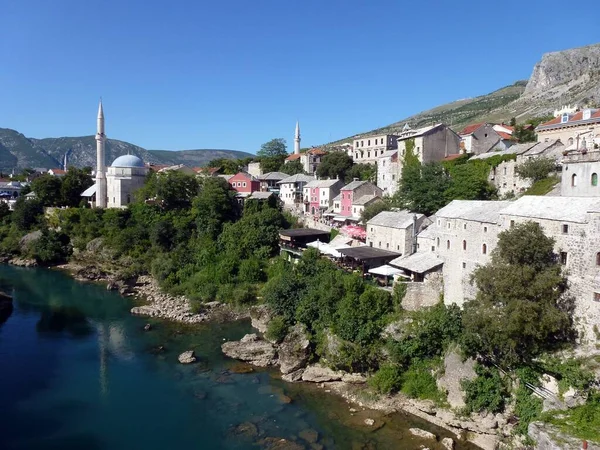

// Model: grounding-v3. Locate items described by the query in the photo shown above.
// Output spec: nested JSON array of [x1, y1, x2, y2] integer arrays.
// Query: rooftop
[[459, 122, 486, 136], [285, 154, 302, 161], [390, 252, 444, 274], [469, 142, 536, 160], [367, 210, 423, 229], [397, 123, 447, 141], [435, 200, 512, 224], [537, 109, 600, 130], [353, 194, 380, 206], [305, 179, 341, 188], [500, 196, 599, 223], [248, 191, 274, 200], [341, 180, 368, 191], [279, 228, 330, 238], [277, 174, 315, 184], [258, 172, 289, 181], [522, 139, 564, 158], [338, 246, 401, 261], [111, 154, 145, 168]]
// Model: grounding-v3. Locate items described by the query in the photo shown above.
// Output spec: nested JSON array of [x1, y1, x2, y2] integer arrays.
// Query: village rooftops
[[522, 139, 564, 157], [304, 179, 340, 188], [247, 191, 274, 200], [536, 109, 600, 131], [277, 174, 315, 184], [353, 194, 379, 206], [500, 196, 600, 223], [390, 252, 443, 274], [436, 200, 512, 224], [459, 122, 487, 136], [285, 154, 302, 161], [258, 172, 289, 181], [367, 210, 424, 229], [469, 142, 537, 160], [397, 123, 451, 141], [341, 180, 368, 191]]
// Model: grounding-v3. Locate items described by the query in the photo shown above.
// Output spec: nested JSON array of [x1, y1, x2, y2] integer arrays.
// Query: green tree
[[31, 175, 63, 206], [206, 158, 244, 174], [28, 229, 71, 265], [360, 198, 391, 224], [137, 171, 200, 210], [280, 159, 305, 175], [61, 167, 93, 207], [445, 163, 496, 201], [348, 163, 377, 183], [462, 222, 575, 367], [258, 138, 288, 158], [395, 162, 450, 215], [12, 198, 44, 231], [515, 157, 556, 183], [316, 152, 354, 181], [192, 177, 238, 239]]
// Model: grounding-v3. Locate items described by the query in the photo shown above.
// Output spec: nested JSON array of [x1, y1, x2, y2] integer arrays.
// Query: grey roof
[[416, 225, 436, 240], [277, 174, 315, 184], [332, 194, 341, 202], [279, 228, 330, 238], [258, 172, 289, 181], [367, 210, 424, 229], [397, 123, 445, 141], [436, 200, 512, 224], [390, 252, 444, 274], [304, 179, 341, 188], [338, 246, 401, 261], [248, 191, 274, 200], [380, 150, 398, 158], [522, 140, 564, 159], [81, 184, 97, 197], [500, 196, 598, 223], [353, 194, 380, 206], [218, 174, 234, 181], [469, 142, 536, 160], [341, 180, 368, 191]]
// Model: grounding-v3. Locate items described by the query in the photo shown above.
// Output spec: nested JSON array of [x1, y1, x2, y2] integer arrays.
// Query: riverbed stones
[[282, 368, 305, 383], [221, 334, 277, 367], [278, 324, 310, 374], [258, 437, 305, 450], [178, 350, 196, 364], [441, 437, 454, 450], [298, 429, 318, 444], [301, 364, 343, 383], [341, 373, 367, 384], [409, 428, 436, 440]]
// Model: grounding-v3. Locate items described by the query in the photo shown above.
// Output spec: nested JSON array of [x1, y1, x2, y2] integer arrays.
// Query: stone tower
[[294, 121, 301, 155], [95, 100, 107, 208]]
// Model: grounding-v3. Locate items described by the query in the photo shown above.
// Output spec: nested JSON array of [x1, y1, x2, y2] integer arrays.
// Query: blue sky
[[0, 0, 597, 154]]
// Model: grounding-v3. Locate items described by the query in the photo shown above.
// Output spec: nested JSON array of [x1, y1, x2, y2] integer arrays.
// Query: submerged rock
[[221, 334, 277, 367], [279, 324, 310, 375], [282, 368, 305, 383], [178, 350, 196, 364], [257, 437, 305, 450], [143, 323, 152, 331], [409, 427, 436, 440]]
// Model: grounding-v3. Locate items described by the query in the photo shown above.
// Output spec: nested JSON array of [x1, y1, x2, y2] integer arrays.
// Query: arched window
[[568, 137, 574, 146], [572, 174, 577, 187], [436, 237, 440, 247], [596, 252, 600, 266], [462, 240, 467, 251], [446, 240, 450, 250], [582, 138, 587, 149], [482, 243, 487, 255], [592, 173, 598, 186]]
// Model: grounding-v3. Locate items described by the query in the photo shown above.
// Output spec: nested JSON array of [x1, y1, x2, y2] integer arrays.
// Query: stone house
[[377, 123, 461, 196], [459, 123, 513, 155], [277, 174, 314, 206], [284, 149, 327, 174], [228, 172, 260, 195], [336, 180, 382, 218], [247, 162, 263, 178], [535, 108, 600, 150], [351, 134, 398, 164], [351, 194, 382, 220], [302, 178, 343, 215], [366, 210, 430, 256], [257, 172, 289, 194], [561, 150, 600, 197]]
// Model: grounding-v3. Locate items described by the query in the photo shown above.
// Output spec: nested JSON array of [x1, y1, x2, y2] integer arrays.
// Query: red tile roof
[[443, 154, 464, 161], [49, 168, 66, 175], [194, 166, 220, 175], [497, 131, 513, 140], [285, 153, 302, 161], [147, 164, 170, 172], [308, 148, 327, 156], [459, 123, 485, 136], [539, 110, 600, 127]]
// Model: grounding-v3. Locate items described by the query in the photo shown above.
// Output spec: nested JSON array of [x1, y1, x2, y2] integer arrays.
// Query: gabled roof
[[304, 179, 341, 188], [258, 172, 289, 181], [436, 200, 512, 224], [81, 184, 97, 197], [397, 123, 448, 141], [285, 153, 302, 161], [496, 131, 513, 140], [367, 210, 424, 229], [307, 148, 327, 156], [537, 109, 600, 130], [500, 196, 598, 223], [230, 171, 257, 181], [49, 168, 66, 175], [277, 174, 315, 184], [459, 123, 486, 136], [522, 139, 564, 158], [248, 191, 274, 200], [353, 194, 380, 206], [390, 252, 444, 274], [341, 180, 368, 191], [469, 142, 537, 160]]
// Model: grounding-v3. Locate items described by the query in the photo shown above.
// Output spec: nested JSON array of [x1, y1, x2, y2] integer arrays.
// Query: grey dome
[[111, 154, 145, 168]]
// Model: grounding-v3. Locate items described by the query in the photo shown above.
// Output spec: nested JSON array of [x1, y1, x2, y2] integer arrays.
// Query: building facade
[[337, 180, 382, 217], [228, 172, 260, 195], [561, 150, 600, 197], [106, 155, 149, 208], [302, 178, 343, 215], [351, 134, 398, 164], [366, 210, 429, 255], [536, 109, 600, 150], [459, 123, 513, 155], [278, 174, 315, 206]]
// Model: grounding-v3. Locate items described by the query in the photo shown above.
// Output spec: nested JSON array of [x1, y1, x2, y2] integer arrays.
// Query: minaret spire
[[294, 121, 301, 155], [95, 99, 107, 208]]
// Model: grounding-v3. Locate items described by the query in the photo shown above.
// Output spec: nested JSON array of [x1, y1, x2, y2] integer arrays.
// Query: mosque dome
[[111, 154, 145, 168]]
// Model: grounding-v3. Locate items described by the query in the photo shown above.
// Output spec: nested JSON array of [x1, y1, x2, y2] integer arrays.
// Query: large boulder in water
[[301, 363, 343, 383], [221, 333, 277, 367], [178, 350, 197, 364], [278, 323, 310, 374]]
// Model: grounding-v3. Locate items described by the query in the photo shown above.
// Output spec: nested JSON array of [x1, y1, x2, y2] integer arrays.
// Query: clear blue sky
[[0, 0, 597, 154]]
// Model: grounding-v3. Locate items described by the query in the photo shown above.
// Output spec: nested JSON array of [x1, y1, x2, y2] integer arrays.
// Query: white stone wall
[[279, 183, 298, 206], [106, 167, 147, 208], [367, 224, 410, 254], [351, 135, 397, 164], [377, 154, 400, 196], [490, 160, 532, 197], [561, 155, 600, 197]]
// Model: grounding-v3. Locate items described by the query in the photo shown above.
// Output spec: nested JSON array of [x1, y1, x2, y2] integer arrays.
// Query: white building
[[352, 134, 398, 164], [366, 210, 430, 256], [561, 150, 600, 197], [302, 178, 344, 215], [277, 173, 314, 207]]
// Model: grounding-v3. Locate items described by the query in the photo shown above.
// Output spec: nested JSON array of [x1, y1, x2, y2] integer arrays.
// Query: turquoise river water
[[0, 265, 479, 450]]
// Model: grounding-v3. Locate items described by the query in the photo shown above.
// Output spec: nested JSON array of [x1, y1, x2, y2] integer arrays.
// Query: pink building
[[303, 179, 343, 215], [338, 180, 382, 217], [228, 172, 260, 194]]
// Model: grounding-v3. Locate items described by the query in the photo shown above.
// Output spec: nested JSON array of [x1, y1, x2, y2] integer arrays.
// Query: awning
[[332, 216, 348, 222], [389, 252, 444, 274], [81, 184, 97, 197], [368, 264, 404, 277]]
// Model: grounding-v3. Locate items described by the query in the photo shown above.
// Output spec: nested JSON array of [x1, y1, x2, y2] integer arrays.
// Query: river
[[0, 265, 479, 450]]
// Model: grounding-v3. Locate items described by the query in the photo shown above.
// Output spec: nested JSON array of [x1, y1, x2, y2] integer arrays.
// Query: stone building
[[257, 172, 288, 194], [561, 150, 600, 197], [105, 155, 149, 208], [278, 174, 314, 207], [366, 210, 430, 255], [351, 134, 398, 164], [377, 123, 461, 196], [335, 180, 382, 218], [536, 108, 600, 150], [228, 172, 260, 196], [284, 148, 326, 174], [459, 123, 513, 155]]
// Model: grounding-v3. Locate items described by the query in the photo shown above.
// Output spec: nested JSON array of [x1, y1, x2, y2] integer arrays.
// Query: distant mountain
[[148, 149, 254, 167], [0, 128, 252, 171], [325, 43, 600, 146]]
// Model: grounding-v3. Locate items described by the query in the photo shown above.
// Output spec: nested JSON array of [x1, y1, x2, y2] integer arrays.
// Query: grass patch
[[523, 176, 559, 196], [400, 360, 446, 404], [541, 393, 600, 442]]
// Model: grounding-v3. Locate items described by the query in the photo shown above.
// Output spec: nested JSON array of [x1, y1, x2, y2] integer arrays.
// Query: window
[[370, 227, 373, 232], [572, 174, 577, 187], [431, 246, 435, 252], [562, 224, 569, 234], [483, 226, 488, 233], [463, 223, 467, 230], [482, 244, 487, 255], [386, 243, 389, 249], [368, 140, 371, 146], [462, 240, 467, 251], [568, 137, 574, 146], [503, 167, 507, 175], [382, 174, 385, 180], [437, 237, 440, 247], [592, 173, 598, 186], [361, 141, 364, 147], [596, 252, 600, 266], [462, 262, 466, 269], [594, 292, 600, 302], [369, 242, 373, 247], [242, 182, 247, 187], [447, 222, 451, 229], [510, 220, 515, 227], [560, 252, 568, 265], [561, 113, 569, 123], [356, 142, 359, 148], [398, 245, 401, 250], [446, 240, 450, 249], [367, 152, 371, 158], [437, 219, 441, 226], [355, 153, 359, 159], [378, 241, 381, 248], [392, 175, 396, 180], [484, 133, 488, 138]]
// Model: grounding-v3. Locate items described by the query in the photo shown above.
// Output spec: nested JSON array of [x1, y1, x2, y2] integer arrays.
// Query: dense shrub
[[462, 364, 509, 414], [29, 230, 71, 265], [265, 316, 288, 343], [368, 364, 403, 394], [400, 360, 445, 403]]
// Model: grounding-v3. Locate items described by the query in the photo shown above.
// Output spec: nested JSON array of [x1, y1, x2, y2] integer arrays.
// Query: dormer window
[[561, 113, 569, 124], [583, 109, 592, 120]]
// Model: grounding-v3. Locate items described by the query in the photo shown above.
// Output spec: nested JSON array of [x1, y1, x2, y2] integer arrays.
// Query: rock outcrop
[[221, 334, 277, 367], [437, 350, 476, 409], [528, 422, 600, 450], [301, 364, 343, 383], [178, 350, 197, 364], [278, 323, 310, 374], [249, 305, 271, 334], [409, 428, 436, 440]]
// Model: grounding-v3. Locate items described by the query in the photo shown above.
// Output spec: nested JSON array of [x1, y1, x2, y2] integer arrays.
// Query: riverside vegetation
[[0, 168, 598, 445]]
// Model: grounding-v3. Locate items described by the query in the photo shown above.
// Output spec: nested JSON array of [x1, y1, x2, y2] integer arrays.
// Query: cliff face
[[524, 43, 600, 96]]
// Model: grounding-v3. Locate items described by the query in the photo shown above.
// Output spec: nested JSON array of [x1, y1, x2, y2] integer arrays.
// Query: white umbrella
[[368, 264, 404, 277]]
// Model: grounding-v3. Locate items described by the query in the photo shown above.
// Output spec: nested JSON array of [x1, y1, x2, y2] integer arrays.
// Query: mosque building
[[82, 101, 148, 208]]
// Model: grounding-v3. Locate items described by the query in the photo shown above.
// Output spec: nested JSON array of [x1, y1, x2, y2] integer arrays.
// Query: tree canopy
[[515, 157, 556, 183], [257, 138, 288, 158], [316, 152, 354, 181], [462, 221, 575, 367]]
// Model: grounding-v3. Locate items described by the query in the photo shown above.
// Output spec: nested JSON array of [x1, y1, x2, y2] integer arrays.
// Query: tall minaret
[[294, 121, 301, 155], [95, 100, 107, 208]]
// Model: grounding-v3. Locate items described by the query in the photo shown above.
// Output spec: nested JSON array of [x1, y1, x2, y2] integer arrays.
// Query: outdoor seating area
[[279, 228, 331, 258], [337, 246, 401, 275]]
